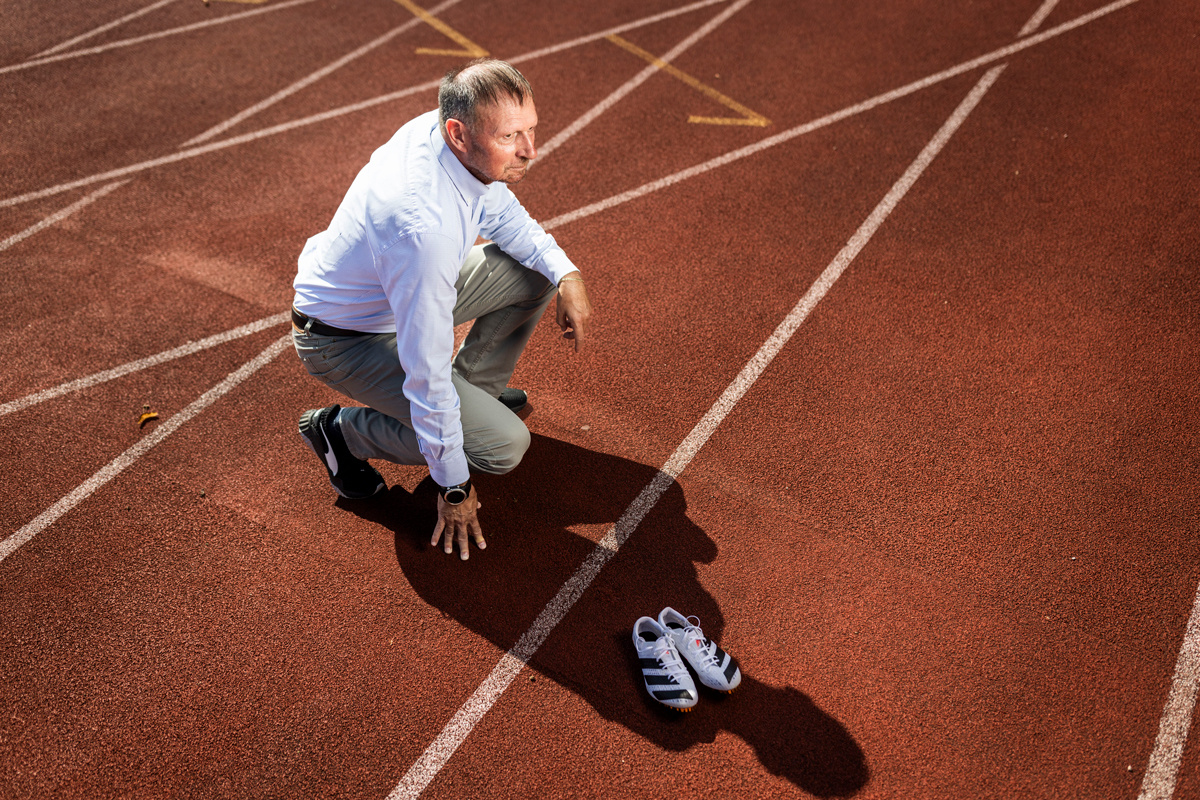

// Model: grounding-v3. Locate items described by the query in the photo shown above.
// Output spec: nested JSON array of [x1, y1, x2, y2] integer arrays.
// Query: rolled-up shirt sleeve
[[376, 231, 470, 487], [481, 186, 579, 286]]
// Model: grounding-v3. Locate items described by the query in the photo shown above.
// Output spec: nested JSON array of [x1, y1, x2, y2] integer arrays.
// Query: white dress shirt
[[293, 109, 578, 487]]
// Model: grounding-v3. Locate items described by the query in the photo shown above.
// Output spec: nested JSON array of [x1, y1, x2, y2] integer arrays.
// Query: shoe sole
[[652, 697, 696, 712]]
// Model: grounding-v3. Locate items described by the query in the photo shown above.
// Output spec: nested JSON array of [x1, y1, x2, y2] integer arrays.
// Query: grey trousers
[[292, 243, 556, 475]]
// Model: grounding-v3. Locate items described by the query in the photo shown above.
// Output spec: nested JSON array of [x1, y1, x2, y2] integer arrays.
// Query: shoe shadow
[[346, 434, 869, 797]]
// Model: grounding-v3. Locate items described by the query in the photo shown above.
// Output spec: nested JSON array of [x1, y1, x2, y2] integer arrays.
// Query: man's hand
[[556, 273, 593, 352], [431, 485, 484, 560]]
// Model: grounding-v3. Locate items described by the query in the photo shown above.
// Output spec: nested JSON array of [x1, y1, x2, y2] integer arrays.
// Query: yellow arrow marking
[[606, 34, 769, 127], [393, 0, 487, 58]]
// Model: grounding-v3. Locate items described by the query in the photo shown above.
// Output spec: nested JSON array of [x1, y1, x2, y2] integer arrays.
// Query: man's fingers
[[433, 489, 482, 559], [563, 323, 584, 351], [556, 295, 573, 333], [559, 314, 586, 351], [435, 518, 453, 554], [457, 524, 470, 560], [556, 288, 590, 353], [556, 285, 591, 353]]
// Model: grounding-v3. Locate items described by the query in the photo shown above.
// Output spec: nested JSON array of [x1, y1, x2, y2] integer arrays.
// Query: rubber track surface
[[1, 0, 1198, 798]]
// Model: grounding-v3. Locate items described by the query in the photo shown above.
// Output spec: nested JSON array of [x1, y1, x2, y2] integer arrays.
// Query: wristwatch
[[440, 478, 472, 505]]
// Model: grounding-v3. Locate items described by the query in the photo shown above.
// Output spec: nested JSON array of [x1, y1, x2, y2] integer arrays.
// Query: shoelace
[[652, 639, 691, 684], [682, 616, 722, 669]]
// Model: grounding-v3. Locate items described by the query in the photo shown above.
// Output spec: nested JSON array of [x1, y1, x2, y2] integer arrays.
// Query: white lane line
[[35, 0, 180, 57], [388, 63, 1007, 800], [0, 312, 289, 418], [1021, 0, 1063, 37], [0, 0, 1144, 212], [0, 334, 290, 564], [182, 0, 466, 146], [0, 0, 728, 211], [1139, 580, 1200, 800], [540, 0, 1064, 219], [0, 0, 319, 77], [0, 181, 129, 254], [536, 0, 755, 161], [539, 0, 1141, 231], [1011, 5, 1200, 791]]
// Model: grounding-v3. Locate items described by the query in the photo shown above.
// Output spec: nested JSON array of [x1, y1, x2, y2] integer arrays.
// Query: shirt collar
[[431, 120, 490, 204]]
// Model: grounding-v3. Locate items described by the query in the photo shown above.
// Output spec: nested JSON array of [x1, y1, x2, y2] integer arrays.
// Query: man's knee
[[465, 418, 530, 475]]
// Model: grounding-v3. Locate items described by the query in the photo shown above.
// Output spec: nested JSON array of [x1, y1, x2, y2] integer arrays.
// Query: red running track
[[2, 0, 1198, 797]]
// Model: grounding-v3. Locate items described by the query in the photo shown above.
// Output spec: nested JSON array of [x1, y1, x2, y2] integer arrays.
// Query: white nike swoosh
[[320, 426, 338, 475]]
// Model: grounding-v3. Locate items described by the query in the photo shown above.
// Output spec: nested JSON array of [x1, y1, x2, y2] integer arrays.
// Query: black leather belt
[[291, 307, 371, 337]]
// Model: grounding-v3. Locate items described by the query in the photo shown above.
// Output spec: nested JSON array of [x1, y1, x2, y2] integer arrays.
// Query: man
[[291, 59, 592, 561]]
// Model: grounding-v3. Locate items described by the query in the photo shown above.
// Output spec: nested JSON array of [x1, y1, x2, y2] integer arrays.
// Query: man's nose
[[518, 131, 537, 160]]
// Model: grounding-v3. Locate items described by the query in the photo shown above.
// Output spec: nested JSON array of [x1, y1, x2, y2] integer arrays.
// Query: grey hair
[[438, 59, 534, 134]]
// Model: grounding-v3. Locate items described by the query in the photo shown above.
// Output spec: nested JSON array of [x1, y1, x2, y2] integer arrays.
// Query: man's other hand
[[556, 273, 593, 352], [431, 485, 484, 560]]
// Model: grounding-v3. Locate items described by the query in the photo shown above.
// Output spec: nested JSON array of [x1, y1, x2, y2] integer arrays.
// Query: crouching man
[[291, 59, 592, 560]]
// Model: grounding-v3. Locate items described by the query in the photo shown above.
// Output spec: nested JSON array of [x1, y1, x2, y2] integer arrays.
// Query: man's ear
[[444, 118, 470, 154]]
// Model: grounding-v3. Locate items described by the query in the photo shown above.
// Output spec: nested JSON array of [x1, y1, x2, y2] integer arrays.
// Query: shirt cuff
[[428, 449, 471, 488], [536, 248, 580, 286]]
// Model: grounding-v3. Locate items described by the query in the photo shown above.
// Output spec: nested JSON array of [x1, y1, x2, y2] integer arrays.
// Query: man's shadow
[[347, 434, 869, 797]]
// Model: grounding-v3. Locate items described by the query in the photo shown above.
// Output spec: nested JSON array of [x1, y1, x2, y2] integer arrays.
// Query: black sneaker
[[298, 405, 385, 499], [498, 388, 528, 415]]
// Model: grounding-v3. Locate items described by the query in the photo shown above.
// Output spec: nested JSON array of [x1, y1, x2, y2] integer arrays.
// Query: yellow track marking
[[392, 0, 487, 57], [606, 34, 768, 127]]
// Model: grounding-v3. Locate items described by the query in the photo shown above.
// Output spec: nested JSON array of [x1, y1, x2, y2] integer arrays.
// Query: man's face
[[459, 97, 538, 185]]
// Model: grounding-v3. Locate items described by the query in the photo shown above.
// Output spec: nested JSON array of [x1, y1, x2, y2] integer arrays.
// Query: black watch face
[[444, 487, 467, 504]]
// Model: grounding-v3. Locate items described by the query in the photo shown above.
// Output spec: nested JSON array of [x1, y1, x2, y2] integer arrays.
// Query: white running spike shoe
[[658, 607, 742, 693], [632, 616, 698, 711]]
